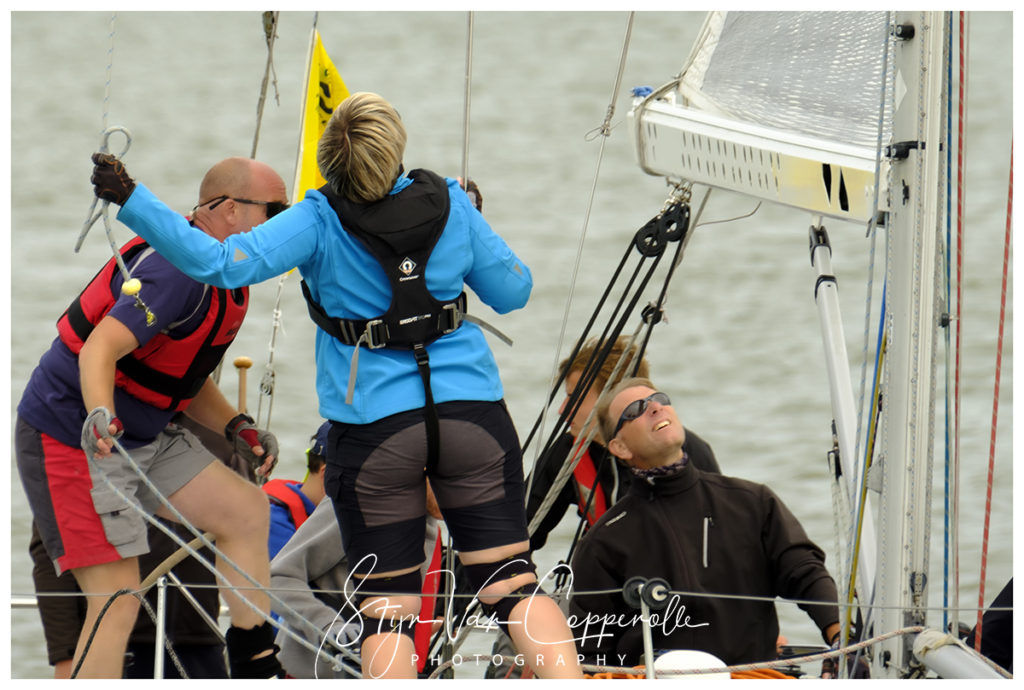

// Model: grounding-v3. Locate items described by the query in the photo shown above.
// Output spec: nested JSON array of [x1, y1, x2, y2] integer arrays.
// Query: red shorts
[[16, 416, 213, 575]]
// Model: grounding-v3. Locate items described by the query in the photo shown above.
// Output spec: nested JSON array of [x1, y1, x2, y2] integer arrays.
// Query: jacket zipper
[[702, 516, 714, 568]]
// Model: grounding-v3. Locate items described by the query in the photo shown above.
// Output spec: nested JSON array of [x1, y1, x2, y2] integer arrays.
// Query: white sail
[[629, 12, 893, 224], [678, 12, 891, 149], [629, 10, 974, 679]]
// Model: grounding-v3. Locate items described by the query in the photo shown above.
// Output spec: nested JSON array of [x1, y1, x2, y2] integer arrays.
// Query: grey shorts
[[16, 417, 215, 574]]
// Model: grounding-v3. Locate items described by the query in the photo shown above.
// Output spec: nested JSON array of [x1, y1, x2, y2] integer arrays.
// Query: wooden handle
[[233, 356, 253, 413]]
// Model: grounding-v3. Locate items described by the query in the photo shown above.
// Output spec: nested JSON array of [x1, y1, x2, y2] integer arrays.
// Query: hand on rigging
[[81, 406, 124, 458], [91, 152, 136, 206], [457, 177, 483, 212]]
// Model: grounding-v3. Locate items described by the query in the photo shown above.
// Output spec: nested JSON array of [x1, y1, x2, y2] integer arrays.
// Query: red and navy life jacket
[[56, 236, 249, 412], [571, 447, 609, 527], [261, 479, 311, 529]]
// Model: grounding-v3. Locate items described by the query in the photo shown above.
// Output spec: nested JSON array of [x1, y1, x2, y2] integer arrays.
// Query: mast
[[872, 11, 949, 678]]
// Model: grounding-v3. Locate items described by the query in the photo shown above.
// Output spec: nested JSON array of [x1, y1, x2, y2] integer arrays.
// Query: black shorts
[[324, 400, 528, 573]]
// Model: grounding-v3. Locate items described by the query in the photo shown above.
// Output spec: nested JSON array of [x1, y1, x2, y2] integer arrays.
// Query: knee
[[215, 483, 269, 540], [461, 552, 546, 635], [354, 570, 422, 621], [462, 551, 537, 599], [479, 572, 537, 605], [352, 570, 422, 647]]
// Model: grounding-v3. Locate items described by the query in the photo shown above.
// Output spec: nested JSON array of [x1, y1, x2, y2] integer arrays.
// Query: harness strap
[[414, 344, 441, 474], [301, 279, 470, 348], [345, 333, 368, 406], [463, 313, 514, 347]]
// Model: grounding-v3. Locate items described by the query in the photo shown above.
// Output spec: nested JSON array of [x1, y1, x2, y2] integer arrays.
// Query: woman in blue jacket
[[93, 92, 581, 679]]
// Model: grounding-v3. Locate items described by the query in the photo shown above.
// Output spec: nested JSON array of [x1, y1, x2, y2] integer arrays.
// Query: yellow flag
[[293, 30, 350, 202]]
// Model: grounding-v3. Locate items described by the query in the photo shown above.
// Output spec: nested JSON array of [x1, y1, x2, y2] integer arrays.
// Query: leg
[[29, 520, 87, 677], [69, 557, 142, 678], [16, 420, 145, 678], [323, 413, 436, 679], [460, 542, 583, 679], [159, 459, 270, 629], [158, 459, 280, 677], [353, 566, 422, 679], [430, 401, 582, 679]]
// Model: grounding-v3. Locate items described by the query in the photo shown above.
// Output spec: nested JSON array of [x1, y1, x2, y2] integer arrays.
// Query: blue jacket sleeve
[[454, 187, 533, 314], [118, 184, 319, 289]]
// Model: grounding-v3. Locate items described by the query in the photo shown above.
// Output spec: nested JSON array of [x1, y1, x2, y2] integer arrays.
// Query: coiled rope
[[73, 13, 156, 325]]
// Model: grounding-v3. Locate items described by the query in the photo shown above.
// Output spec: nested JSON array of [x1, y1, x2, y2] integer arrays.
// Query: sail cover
[[678, 12, 891, 149]]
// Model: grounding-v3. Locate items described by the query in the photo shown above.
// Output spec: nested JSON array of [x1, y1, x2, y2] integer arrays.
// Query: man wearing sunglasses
[[567, 376, 840, 670], [17, 156, 291, 678], [526, 336, 721, 553]]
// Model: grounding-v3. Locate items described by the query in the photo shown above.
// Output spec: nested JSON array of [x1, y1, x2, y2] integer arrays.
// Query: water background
[[8, 11, 1013, 679]]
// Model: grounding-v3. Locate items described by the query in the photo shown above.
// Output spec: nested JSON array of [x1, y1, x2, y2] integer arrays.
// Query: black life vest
[[301, 169, 465, 352], [301, 169, 461, 471], [57, 236, 249, 411]]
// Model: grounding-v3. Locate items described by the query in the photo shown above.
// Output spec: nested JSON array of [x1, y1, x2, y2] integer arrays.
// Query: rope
[[73, 14, 157, 326], [941, 10, 955, 634], [524, 214, 685, 535], [525, 11, 635, 497], [213, 11, 284, 388], [250, 12, 281, 159], [437, 14, 475, 676], [102, 13, 116, 133], [255, 277, 287, 428], [69, 585, 191, 679], [526, 330, 640, 539], [976, 137, 1011, 652], [460, 11, 474, 186]]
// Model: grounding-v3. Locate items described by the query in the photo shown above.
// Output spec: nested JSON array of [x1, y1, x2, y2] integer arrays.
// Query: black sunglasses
[[611, 391, 671, 439], [193, 194, 289, 219]]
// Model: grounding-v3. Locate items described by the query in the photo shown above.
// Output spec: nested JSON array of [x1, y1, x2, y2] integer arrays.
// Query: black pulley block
[[622, 576, 648, 608]]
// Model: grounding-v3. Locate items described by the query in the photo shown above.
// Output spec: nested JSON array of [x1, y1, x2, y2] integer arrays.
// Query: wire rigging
[[525, 11, 636, 500]]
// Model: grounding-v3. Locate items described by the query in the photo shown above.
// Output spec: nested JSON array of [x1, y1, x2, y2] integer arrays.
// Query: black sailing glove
[[225, 413, 279, 478], [91, 152, 136, 205]]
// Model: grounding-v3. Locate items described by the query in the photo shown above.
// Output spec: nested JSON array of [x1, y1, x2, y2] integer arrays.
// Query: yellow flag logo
[[295, 31, 350, 202]]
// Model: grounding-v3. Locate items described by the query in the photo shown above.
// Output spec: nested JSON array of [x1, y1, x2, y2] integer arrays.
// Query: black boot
[[225, 621, 284, 679]]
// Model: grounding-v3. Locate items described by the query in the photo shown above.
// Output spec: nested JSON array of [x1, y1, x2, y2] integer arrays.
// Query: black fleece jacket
[[568, 460, 839, 666]]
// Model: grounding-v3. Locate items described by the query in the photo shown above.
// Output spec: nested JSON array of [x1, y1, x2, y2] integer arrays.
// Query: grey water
[[9, 11, 1012, 679]]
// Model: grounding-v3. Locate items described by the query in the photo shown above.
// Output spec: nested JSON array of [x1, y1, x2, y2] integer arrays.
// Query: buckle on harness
[[441, 302, 464, 334], [364, 319, 388, 349]]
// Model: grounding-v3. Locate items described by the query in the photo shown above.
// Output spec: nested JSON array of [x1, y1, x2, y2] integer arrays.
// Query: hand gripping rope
[[75, 126, 156, 326]]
